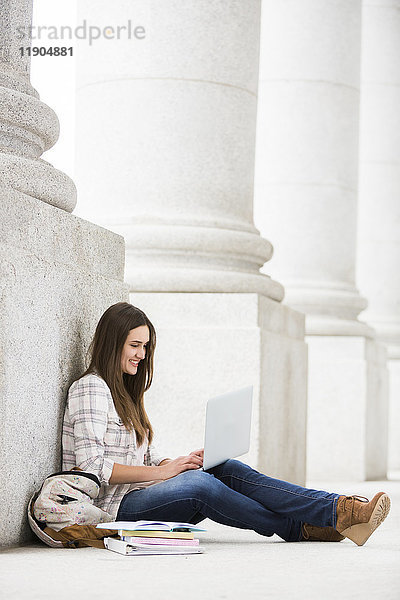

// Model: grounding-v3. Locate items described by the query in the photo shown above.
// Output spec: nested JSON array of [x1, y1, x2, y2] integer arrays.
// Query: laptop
[[202, 386, 253, 471]]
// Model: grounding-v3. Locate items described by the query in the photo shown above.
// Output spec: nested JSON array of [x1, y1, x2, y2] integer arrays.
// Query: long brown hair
[[83, 302, 156, 445]]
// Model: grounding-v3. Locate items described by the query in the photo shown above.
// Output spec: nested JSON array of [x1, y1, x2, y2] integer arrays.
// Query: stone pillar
[[75, 0, 308, 484], [0, 0, 126, 547], [254, 0, 388, 480], [75, 0, 283, 300], [0, 0, 76, 210], [357, 0, 400, 472]]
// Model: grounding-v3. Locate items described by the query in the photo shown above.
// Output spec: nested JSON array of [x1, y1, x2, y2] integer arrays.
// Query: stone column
[[254, 0, 388, 480], [0, 0, 126, 547], [357, 0, 400, 472], [74, 0, 284, 300], [0, 0, 76, 210], [75, 0, 308, 484]]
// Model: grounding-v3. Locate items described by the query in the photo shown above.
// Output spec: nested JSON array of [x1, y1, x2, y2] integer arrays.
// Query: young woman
[[62, 302, 391, 545]]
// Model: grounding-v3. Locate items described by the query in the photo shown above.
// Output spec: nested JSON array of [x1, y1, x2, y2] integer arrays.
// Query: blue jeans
[[116, 460, 340, 542]]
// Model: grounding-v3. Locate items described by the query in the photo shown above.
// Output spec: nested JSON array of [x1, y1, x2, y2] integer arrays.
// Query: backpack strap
[[44, 525, 118, 549]]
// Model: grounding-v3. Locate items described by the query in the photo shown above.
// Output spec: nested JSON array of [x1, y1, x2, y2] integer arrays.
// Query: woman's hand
[[159, 452, 203, 480], [189, 448, 204, 462]]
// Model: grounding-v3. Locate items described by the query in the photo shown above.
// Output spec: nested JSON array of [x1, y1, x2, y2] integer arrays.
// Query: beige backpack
[[28, 469, 118, 548]]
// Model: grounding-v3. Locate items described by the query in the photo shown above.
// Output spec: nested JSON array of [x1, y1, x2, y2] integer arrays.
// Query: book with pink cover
[[121, 535, 199, 546], [104, 537, 203, 556]]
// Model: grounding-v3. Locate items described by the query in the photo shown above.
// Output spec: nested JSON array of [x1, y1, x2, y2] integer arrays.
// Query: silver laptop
[[202, 386, 253, 471]]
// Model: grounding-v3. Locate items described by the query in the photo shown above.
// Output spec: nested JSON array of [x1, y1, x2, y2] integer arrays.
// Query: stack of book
[[97, 521, 206, 555]]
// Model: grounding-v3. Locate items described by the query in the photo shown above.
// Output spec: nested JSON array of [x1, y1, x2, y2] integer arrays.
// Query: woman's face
[[120, 325, 150, 375]]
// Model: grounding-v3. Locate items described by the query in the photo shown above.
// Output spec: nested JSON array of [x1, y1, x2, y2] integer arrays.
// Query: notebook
[[104, 537, 203, 555]]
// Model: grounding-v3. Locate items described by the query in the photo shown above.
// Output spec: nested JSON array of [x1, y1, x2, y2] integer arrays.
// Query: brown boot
[[336, 492, 391, 546], [302, 524, 344, 542]]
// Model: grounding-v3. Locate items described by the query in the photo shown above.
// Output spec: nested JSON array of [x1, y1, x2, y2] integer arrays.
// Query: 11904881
[[19, 47, 73, 57]]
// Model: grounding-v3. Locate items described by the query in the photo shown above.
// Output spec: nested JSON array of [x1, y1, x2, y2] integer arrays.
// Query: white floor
[[1, 477, 399, 600]]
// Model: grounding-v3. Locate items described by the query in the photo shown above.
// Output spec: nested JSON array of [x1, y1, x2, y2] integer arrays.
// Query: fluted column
[[0, 0, 76, 210], [357, 0, 400, 471], [75, 0, 283, 300]]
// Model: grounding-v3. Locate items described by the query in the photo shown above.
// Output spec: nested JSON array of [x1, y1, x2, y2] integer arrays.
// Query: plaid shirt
[[62, 373, 169, 520]]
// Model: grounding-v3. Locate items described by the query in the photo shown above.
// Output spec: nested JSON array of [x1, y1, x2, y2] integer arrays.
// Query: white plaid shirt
[[62, 373, 169, 520]]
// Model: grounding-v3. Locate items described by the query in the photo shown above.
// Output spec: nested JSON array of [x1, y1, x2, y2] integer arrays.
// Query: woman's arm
[[66, 376, 116, 485], [109, 453, 203, 484], [109, 463, 164, 485]]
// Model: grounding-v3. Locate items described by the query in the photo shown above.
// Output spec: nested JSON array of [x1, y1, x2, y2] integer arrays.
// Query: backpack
[[28, 468, 118, 548]]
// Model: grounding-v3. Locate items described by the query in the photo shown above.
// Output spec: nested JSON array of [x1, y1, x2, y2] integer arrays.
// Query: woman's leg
[[117, 469, 303, 542], [207, 459, 339, 528]]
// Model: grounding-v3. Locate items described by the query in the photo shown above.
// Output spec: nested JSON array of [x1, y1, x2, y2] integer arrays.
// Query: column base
[[0, 185, 127, 546], [126, 266, 284, 300], [130, 292, 307, 485], [306, 315, 374, 337], [306, 335, 389, 481], [388, 358, 400, 471]]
